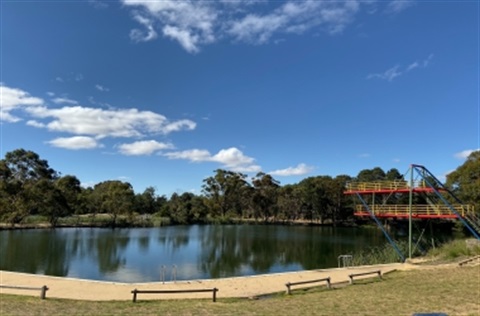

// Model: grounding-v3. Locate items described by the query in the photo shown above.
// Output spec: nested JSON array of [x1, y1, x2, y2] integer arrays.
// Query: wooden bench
[[0, 285, 49, 299], [285, 277, 331, 295], [348, 270, 382, 284], [131, 288, 219, 302], [458, 255, 480, 266]]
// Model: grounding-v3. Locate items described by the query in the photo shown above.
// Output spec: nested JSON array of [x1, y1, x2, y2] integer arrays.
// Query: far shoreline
[[0, 216, 361, 230]]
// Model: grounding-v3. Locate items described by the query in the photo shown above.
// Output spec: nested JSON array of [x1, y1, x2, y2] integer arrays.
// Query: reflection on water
[[0, 225, 384, 282]]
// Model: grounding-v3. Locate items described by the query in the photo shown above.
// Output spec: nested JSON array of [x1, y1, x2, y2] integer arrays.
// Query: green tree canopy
[[202, 169, 250, 218], [446, 150, 480, 210], [4, 149, 58, 182], [92, 180, 135, 226], [251, 172, 280, 221]]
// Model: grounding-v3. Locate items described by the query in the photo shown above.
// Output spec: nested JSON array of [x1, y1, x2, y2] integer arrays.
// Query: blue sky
[[1, 0, 479, 196]]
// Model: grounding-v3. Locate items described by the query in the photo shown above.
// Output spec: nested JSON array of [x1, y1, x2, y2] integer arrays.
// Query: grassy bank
[[0, 214, 356, 229], [1, 266, 479, 316]]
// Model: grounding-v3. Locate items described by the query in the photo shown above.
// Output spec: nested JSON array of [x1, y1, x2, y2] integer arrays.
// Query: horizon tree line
[[0, 148, 478, 227]]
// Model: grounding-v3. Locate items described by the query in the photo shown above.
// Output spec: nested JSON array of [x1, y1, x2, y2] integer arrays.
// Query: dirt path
[[0, 263, 417, 301]]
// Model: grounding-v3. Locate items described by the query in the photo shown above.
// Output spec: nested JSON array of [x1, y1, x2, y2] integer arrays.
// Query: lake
[[0, 225, 386, 282]]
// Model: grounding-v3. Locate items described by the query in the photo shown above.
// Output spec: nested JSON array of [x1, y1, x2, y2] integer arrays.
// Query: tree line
[[0, 148, 478, 227]]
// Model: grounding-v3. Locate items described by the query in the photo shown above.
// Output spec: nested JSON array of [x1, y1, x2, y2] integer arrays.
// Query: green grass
[[352, 240, 411, 266], [1, 266, 479, 316], [426, 238, 480, 262]]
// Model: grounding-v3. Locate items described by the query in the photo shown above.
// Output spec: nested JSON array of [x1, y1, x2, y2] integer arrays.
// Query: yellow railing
[[355, 204, 475, 217], [346, 181, 430, 192]]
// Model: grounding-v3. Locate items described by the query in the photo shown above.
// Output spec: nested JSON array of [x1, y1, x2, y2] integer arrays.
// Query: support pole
[[408, 165, 414, 259]]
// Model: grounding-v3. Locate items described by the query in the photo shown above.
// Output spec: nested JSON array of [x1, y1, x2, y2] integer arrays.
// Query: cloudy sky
[[1, 0, 478, 195]]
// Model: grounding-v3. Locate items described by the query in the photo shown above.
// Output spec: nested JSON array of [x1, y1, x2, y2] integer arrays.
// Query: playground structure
[[344, 164, 480, 261]]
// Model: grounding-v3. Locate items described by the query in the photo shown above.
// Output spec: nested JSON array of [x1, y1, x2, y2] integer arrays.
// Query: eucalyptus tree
[[134, 186, 160, 214], [0, 173, 33, 225], [76, 187, 96, 215], [385, 168, 403, 181], [446, 150, 480, 210], [298, 176, 333, 223], [30, 179, 69, 227], [165, 192, 208, 224], [4, 148, 58, 181], [251, 172, 280, 221], [356, 167, 386, 182], [202, 169, 250, 218], [277, 184, 303, 221], [329, 175, 353, 224], [166, 192, 189, 224], [0, 149, 59, 225], [92, 180, 135, 227], [55, 175, 82, 215]]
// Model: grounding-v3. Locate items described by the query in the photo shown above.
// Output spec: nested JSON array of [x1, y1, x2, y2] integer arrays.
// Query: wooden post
[[285, 283, 291, 295], [212, 288, 218, 302], [132, 289, 138, 302], [40, 286, 48, 299]]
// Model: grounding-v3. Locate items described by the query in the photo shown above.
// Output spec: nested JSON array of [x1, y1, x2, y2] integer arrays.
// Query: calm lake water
[[0, 225, 386, 282]]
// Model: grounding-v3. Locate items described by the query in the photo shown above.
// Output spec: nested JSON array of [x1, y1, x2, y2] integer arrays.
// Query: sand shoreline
[[0, 263, 417, 301]]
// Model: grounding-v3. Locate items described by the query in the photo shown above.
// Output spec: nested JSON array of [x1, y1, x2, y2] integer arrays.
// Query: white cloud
[[367, 54, 433, 81], [454, 149, 479, 160], [118, 140, 174, 155], [52, 97, 78, 105], [118, 176, 131, 182], [165, 149, 212, 162], [163, 25, 201, 53], [220, 0, 267, 6], [121, 0, 395, 53], [385, 0, 415, 14], [26, 120, 46, 128], [95, 84, 110, 92], [47, 136, 102, 150], [367, 65, 401, 82], [269, 163, 314, 176], [1, 85, 44, 122], [88, 0, 108, 9], [123, 0, 216, 52], [25, 105, 196, 138], [55, 73, 84, 83], [130, 12, 158, 42], [211, 147, 259, 171], [1, 84, 195, 153], [165, 147, 261, 173], [406, 61, 419, 72], [74, 73, 84, 82], [422, 54, 434, 67]]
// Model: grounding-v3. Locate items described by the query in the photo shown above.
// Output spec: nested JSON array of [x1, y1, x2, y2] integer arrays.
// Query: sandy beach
[[0, 263, 417, 301]]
